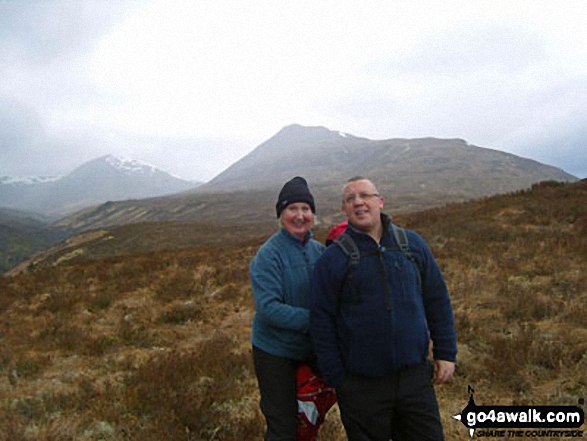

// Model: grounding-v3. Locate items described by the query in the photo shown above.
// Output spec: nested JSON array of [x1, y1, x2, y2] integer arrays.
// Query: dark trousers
[[253, 346, 317, 441], [337, 362, 444, 441]]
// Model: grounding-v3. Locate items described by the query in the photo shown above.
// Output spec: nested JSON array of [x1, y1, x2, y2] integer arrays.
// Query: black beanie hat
[[275, 176, 316, 218]]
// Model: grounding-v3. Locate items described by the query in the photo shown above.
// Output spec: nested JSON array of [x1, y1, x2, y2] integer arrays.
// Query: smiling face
[[341, 178, 384, 237], [281, 202, 313, 240]]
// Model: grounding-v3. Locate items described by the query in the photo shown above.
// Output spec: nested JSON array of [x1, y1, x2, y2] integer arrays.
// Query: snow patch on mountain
[[105, 155, 158, 176], [103, 155, 191, 181]]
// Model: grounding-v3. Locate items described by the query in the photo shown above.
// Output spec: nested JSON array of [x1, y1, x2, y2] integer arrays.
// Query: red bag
[[325, 220, 348, 246], [296, 364, 337, 441]]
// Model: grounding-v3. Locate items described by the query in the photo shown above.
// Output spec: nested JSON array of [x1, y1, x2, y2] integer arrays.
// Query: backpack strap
[[334, 227, 424, 308], [334, 233, 360, 271], [392, 223, 410, 253], [334, 233, 361, 304], [391, 224, 422, 296]]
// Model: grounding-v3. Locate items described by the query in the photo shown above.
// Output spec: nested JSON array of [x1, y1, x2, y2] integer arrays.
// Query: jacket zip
[[376, 245, 392, 312], [302, 247, 313, 282]]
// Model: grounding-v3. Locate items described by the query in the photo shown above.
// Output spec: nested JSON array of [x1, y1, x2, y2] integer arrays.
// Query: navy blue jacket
[[310, 214, 457, 387]]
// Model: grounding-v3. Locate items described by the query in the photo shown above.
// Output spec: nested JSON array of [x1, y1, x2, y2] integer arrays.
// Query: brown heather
[[0, 180, 585, 440]]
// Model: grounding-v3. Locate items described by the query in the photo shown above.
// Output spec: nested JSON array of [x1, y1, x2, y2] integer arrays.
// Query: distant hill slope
[[10, 179, 586, 274], [0, 155, 200, 216], [53, 125, 577, 233], [0, 207, 69, 273]]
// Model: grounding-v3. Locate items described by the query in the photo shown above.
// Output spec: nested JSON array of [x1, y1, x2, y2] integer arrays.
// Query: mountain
[[0, 155, 201, 216], [202, 124, 576, 195], [53, 125, 578, 232]]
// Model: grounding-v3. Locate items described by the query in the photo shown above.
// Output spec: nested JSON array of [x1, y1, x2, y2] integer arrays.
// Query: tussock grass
[[0, 180, 585, 440]]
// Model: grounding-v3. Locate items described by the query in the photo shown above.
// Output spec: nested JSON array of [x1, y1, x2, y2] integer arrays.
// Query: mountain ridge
[[200, 125, 575, 194], [52, 124, 578, 232], [0, 154, 201, 216]]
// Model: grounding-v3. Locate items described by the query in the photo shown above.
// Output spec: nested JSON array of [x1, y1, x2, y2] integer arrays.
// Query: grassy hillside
[[400, 180, 587, 409], [4, 220, 276, 276], [0, 209, 69, 274], [0, 180, 585, 440]]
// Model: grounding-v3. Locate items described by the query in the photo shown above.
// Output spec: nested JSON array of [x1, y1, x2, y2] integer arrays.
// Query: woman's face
[[281, 202, 313, 239]]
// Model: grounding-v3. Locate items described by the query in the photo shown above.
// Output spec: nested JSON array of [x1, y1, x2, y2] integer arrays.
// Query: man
[[310, 177, 457, 440]]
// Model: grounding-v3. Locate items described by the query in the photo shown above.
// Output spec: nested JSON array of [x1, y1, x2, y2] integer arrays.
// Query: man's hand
[[433, 360, 455, 384]]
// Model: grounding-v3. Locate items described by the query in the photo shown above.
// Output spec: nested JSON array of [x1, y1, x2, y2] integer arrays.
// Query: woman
[[249, 176, 325, 440]]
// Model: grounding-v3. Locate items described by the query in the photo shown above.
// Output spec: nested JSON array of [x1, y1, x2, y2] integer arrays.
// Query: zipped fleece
[[310, 214, 457, 387], [250, 228, 325, 360]]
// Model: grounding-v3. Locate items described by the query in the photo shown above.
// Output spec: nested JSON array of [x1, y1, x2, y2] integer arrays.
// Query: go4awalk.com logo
[[453, 387, 585, 438]]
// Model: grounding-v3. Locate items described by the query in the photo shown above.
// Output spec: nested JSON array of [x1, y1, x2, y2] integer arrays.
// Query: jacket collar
[[280, 228, 313, 245], [347, 213, 392, 244]]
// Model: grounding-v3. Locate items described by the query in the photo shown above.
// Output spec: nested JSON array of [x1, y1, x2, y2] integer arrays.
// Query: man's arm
[[410, 232, 458, 364]]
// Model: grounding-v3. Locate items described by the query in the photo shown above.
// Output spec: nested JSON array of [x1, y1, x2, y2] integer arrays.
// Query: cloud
[[73, 130, 253, 182], [488, 74, 587, 178], [0, 97, 49, 176], [0, 109, 252, 181], [1, 0, 586, 181], [122, 136, 253, 182], [0, 0, 138, 67], [0, 97, 44, 149], [537, 133, 587, 179]]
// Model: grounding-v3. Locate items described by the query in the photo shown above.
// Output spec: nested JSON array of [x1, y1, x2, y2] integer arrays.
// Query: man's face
[[341, 179, 384, 233]]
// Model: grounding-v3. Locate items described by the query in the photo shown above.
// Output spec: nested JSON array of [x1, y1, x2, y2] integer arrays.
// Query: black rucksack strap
[[334, 233, 360, 271], [334, 226, 424, 310], [334, 233, 361, 304], [391, 224, 422, 296], [334, 232, 389, 307], [392, 223, 409, 253]]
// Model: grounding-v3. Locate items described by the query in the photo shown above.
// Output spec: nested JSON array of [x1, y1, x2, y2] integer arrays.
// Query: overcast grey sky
[[1, 0, 586, 181]]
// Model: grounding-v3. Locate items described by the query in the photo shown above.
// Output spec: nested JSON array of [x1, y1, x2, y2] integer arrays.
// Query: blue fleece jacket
[[310, 215, 457, 387], [250, 228, 325, 360]]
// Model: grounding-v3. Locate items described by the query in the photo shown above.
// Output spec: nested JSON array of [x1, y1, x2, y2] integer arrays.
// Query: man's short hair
[[342, 177, 379, 195], [346, 176, 367, 183]]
